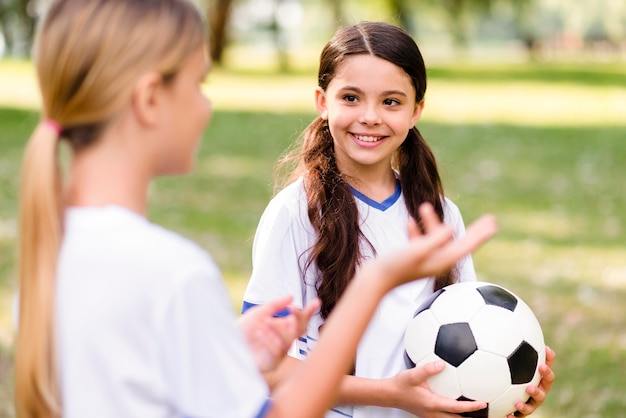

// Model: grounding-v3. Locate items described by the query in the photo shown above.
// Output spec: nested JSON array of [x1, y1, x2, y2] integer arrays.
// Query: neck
[[343, 165, 397, 203], [65, 138, 152, 217]]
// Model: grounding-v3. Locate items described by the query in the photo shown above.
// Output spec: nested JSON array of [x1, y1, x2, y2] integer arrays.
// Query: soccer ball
[[404, 281, 545, 418]]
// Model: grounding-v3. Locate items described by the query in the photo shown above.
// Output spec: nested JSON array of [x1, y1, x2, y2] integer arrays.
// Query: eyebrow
[[339, 85, 408, 97]]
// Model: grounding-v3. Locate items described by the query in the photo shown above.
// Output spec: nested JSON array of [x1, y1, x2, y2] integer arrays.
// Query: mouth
[[352, 133, 386, 143]]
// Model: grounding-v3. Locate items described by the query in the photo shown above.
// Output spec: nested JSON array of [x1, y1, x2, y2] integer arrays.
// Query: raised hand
[[377, 203, 497, 289], [238, 296, 320, 373]]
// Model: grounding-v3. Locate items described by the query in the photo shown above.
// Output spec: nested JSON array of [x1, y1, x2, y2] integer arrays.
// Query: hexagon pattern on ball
[[404, 282, 545, 418]]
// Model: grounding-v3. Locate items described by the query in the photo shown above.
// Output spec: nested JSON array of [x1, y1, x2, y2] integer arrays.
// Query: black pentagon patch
[[508, 341, 539, 384], [435, 323, 477, 367], [457, 396, 489, 418], [403, 350, 416, 368], [413, 288, 446, 317], [477, 285, 518, 312]]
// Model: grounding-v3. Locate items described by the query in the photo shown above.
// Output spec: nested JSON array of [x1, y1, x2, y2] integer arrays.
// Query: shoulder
[[268, 177, 307, 210], [258, 177, 309, 227], [63, 206, 218, 281], [442, 197, 466, 231]]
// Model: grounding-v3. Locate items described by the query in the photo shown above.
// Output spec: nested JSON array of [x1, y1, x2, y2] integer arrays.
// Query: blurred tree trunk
[[0, 0, 36, 57], [510, 0, 540, 60], [17, 0, 35, 53], [327, 0, 344, 26], [441, 0, 470, 51], [207, 0, 234, 64], [0, 3, 15, 54], [389, 0, 414, 34]]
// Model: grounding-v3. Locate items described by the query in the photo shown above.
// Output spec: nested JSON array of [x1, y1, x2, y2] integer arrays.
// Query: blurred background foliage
[[2, 0, 626, 63], [1, 1, 625, 418]]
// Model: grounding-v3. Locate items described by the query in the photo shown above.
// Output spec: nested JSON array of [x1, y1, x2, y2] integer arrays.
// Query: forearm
[[263, 355, 299, 391], [267, 350, 395, 408], [269, 264, 390, 418], [336, 374, 396, 408]]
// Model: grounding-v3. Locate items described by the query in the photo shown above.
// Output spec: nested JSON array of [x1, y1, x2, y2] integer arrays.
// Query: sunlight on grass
[[205, 69, 316, 113], [206, 73, 626, 126], [424, 81, 626, 126], [3, 58, 625, 127], [194, 154, 269, 179], [476, 238, 626, 291], [0, 60, 40, 109]]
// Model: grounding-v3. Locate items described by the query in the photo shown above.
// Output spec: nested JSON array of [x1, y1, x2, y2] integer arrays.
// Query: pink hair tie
[[44, 119, 62, 135]]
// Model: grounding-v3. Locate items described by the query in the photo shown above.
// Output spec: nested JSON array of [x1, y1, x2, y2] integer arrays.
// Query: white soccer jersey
[[57, 206, 270, 418], [243, 178, 476, 418]]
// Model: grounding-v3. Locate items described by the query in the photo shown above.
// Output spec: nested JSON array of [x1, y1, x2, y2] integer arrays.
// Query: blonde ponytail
[[14, 1, 207, 415], [15, 121, 64, 417]]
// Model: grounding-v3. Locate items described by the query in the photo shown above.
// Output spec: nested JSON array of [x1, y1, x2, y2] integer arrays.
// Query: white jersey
[[57, 206, 270, 418], [243, 178, 476, 418]]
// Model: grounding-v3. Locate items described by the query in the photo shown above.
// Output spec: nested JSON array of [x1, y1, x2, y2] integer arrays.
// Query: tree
[[389, 0, 414, 34], [0, 0, 37, 57], [206, 0, 235, 64]]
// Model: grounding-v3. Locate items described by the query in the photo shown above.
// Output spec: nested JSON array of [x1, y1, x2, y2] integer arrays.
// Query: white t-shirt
[[243, 178, 476, 418], [56, 206, 270, 418]]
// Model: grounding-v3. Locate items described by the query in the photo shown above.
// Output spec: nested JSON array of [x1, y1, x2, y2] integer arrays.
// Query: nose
[[359, 104, 382, 126]]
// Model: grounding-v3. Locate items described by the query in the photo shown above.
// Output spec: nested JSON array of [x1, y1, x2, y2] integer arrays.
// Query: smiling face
[[315, 54, 424, 179]]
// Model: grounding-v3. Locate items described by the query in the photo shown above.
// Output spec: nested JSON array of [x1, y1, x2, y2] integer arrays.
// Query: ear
[[410, 99, 425, 126], [131, 72, 163, 127], [314, 87, 328, 120]]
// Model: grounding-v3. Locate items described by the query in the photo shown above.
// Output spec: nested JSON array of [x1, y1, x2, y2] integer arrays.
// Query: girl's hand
[[379, 203, 497, 289], [238, 296, 321, 373], [389, 361, 488, 417], [508, 346, 556, 417]]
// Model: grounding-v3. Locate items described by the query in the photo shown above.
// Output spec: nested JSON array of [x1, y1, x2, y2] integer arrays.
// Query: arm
[[266, 203, 497, 418]]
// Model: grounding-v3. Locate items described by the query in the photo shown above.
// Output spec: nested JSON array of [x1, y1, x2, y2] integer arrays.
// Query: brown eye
[[384, 98, 400, 106]]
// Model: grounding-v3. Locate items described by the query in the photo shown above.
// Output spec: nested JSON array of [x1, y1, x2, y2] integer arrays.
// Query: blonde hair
[[15, 0, 206, 416]]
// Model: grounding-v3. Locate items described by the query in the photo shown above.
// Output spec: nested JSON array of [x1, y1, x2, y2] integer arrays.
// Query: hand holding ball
[[404, 282, 545, 418]]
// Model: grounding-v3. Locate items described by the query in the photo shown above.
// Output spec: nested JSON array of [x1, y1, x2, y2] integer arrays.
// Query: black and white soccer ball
[[404, 281, 545, 418]]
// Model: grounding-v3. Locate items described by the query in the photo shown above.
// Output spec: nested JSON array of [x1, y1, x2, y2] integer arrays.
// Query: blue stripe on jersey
[[255, 398, 273, 418], [330, 407, 353, 417], [348, 179, 401, 211], [242, 301, 290, 317]]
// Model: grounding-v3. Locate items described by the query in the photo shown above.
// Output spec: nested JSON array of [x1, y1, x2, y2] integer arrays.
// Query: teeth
[[354, 134, 382, 142]]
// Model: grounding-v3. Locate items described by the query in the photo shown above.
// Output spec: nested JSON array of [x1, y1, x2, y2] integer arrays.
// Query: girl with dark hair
[[243, 22, 554, 418]]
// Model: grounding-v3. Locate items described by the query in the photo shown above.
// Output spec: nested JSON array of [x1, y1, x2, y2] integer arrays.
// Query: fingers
[[416, 203, 498, 257], [397, 360, 487, 417], [545, 345, 556, 368], [385, 205, 497, 287], [417, 202, 442, 234], [409, 213, 497, 278], [289, 298, 320, 337], [510, 346, 556, 417], [406, 360, 446, 384], [262, 295, 294, 316], [406, 216, 422, 239], [457, 214, 498, 252]]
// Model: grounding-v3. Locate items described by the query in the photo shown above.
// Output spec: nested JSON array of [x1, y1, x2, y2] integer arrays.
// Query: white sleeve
[[158, 263, 270, 418], [444, 198, 477, 283], [243, 193, 311, 312]]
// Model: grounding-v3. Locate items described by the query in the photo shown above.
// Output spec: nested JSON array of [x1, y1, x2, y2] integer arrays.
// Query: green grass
[[1, 58, 625, 417]]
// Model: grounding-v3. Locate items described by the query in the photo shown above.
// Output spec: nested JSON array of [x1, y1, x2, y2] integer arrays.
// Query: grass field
[[0, 57, 625, 417]]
